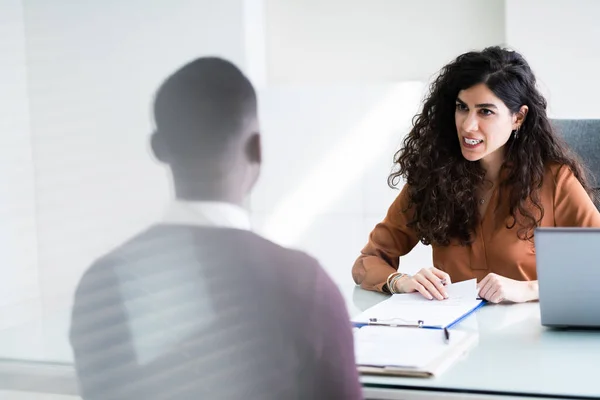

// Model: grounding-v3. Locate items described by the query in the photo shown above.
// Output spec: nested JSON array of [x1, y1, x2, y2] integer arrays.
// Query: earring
[[513, 127, 520, 140]]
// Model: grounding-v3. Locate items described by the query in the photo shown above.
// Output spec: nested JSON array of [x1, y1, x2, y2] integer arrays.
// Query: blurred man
[[69, 57, 362, 399]]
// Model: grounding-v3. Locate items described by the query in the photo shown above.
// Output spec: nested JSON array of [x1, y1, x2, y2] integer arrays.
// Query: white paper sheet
[[353, 279, 482, 328], [354, 326, 470, 368]]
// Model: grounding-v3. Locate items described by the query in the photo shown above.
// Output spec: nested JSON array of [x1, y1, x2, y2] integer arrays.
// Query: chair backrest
[[552, 119, 600, 209]]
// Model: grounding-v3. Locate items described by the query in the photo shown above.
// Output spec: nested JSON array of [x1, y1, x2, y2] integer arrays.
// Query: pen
[[443, 327, 450, 344]]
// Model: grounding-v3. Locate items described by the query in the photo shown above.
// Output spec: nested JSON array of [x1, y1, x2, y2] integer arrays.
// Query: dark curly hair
[[388, 46, 593, 246]]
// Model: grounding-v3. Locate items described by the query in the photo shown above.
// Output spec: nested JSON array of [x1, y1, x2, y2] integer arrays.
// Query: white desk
[[351, 286, 600, 400], [1, 287, 600, 399]]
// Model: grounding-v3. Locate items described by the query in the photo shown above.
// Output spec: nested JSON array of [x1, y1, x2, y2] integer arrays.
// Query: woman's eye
[[456, 103, 467, 111], [479, 109, 494, 116]]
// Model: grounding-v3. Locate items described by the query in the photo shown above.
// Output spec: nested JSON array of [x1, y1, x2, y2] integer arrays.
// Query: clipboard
[[352, 280, 483, 377], [354, 326, 479, 378], [352, 279, 485, 330]]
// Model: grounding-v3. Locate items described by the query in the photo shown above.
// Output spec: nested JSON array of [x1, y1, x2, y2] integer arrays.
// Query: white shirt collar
[[163, 200, 252, 231]]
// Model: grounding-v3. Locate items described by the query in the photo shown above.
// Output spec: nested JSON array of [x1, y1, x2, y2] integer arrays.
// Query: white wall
[[0, 0, 509, 327], [252, 83, 426, 302], [505, 0, 600, 118], [22, 0, 250, 315], [0, 0, 41, 330], [254, 0, 506, 303], [265, 0, 505, 83]]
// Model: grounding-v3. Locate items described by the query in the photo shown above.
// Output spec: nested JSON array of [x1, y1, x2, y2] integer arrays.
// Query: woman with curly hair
[[352, 46, 600, 303]]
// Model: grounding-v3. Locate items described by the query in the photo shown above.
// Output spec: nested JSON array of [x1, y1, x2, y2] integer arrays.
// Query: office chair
[[552, 119, 600, 210]]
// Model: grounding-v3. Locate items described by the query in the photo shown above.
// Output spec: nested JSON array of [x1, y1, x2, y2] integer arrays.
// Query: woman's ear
[[150, 130, 169, 163], [514, 105, 529, 129]]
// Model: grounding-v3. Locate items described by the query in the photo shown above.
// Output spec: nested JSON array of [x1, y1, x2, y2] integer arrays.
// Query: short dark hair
[[153, 57, 257, 163]]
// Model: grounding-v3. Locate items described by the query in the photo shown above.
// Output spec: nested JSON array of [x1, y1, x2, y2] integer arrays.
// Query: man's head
[[151, 57, 260, 203]]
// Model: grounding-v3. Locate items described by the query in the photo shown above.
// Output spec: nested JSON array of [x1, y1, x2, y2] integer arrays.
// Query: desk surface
[[351, 286, 600, 399], [1, 286, 600, 399]]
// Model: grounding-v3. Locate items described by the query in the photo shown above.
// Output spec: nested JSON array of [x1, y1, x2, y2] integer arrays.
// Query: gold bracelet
[[388, 272, 410, 294], [386, 272, 409, 294], [386, 272, 401, 294], [390, 273, 407, 294]]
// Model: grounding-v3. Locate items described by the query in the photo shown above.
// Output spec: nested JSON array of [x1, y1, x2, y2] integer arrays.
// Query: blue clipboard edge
[[353, 300, 487, 330], [443, 300, 487, 329]]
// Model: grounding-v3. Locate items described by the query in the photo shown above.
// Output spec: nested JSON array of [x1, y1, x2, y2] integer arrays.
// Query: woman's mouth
[[463, 137, 483, 148]]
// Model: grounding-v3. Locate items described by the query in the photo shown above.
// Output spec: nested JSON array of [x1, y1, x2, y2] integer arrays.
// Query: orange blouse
[[352, 164, 600, 292]]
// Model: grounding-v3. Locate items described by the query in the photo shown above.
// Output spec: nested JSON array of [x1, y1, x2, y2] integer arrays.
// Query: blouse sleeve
[[352, 184, 420, 292], [553, 165, 600, 227]]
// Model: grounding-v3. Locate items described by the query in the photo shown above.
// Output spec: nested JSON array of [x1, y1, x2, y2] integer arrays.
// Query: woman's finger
[[477, 274, 490, 293], [479, 281, 495, 300], [415, 274, 444, 300], [412, 280, 434, 300], [487, 287, 504, 304], [423, 269, 448, 298], [491, 292, 504, 304], [431, 268, 452, 286], [401, 277, 432, 299]]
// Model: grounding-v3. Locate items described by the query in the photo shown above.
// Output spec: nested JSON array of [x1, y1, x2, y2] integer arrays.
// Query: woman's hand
[[394, 267, 451, 300], [477, 273, 539, 303]]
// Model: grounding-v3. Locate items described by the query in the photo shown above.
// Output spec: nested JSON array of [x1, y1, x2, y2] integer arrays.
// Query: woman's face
[[455, 83, 525, 167]]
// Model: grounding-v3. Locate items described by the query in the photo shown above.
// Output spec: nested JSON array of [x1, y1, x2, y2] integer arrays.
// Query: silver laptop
[[535, 228, 600, 328]]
